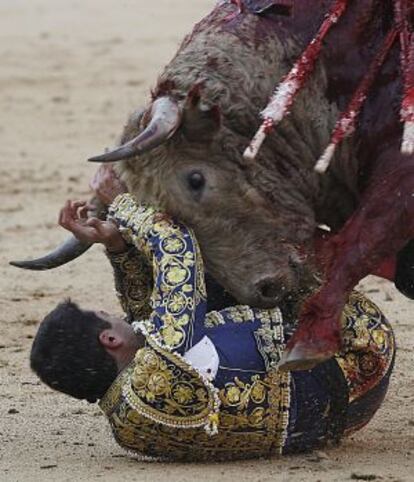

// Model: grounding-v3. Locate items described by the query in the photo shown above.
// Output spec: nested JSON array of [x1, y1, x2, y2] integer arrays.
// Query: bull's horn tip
[[88, 155, 104, 163], [9, 260, 29, 269], [88, 151, 126, 163]]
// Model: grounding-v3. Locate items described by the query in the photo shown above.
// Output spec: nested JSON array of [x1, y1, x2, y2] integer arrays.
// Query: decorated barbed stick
[[315, 28, 398, 174], [243, 0, 349, 162], [394, 0, 414, 155], [401, 35, 414, 154]]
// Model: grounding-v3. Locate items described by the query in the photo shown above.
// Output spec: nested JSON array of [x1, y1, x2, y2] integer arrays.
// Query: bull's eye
[[187, 171, 205, 191]]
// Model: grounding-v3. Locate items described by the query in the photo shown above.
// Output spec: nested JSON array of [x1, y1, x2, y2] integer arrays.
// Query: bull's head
[[12, 4, 340, 309], [12, 89, 327, 309], [90, 92, 320, 309]]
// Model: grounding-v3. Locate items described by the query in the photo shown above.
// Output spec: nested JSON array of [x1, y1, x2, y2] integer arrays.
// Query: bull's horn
[[10, 197, 106, 271], [88, 97, 182, 163], [10, 236, 92, 271]]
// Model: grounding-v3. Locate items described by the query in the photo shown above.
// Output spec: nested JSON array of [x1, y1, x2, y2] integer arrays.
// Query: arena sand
[[0, 1, 412, 481]]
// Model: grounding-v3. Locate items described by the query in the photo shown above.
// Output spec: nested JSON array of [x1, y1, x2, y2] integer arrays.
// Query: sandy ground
[[0, 1, 413, 481]]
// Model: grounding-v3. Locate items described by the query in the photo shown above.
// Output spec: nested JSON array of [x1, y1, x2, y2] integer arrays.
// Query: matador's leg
[[280, 147, 414, 370]]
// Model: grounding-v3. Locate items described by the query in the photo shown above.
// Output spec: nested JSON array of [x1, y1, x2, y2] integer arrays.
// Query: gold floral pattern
[[100, 362, 291, 461], [121, 338, 218, 429], [336, 291, 395, 402], [108, 194, 207, 353], [220, 376, 267, 408], [108, 248, 153, 321]]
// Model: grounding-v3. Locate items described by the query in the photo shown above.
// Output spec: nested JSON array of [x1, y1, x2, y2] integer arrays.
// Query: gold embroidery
[[254, 308, 285, 370], [121, 337, 219, 430], [205, 305, 257, 328], [217, 370, 290, 445], [108, 248, 153, 321], [266, 369, 291, 453], [99, 368, 129, 416], [336, 291, 395, 402], [101, 364, 291, 461], [108, 194, 207, 352], [220, 376, 267, 408], [99, 302, 291, 461]]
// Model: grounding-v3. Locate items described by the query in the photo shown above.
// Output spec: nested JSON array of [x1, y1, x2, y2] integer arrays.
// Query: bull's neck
[[290, 1, 380, 221], [285, 0, 398, 223], [294, 0, 398, 153]]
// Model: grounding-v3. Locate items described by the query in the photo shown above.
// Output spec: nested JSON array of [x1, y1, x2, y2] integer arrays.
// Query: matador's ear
[[99, 330, 123, 349]]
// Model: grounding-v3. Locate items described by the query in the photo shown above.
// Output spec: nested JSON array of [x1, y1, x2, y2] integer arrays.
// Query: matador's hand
[[59, 200, 127, 253]]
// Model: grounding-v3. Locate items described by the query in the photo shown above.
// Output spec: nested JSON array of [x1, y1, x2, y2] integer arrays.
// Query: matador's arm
[[108, 193, 207, 355]]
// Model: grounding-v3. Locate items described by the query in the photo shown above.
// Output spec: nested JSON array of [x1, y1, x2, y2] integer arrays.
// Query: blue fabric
[[284, 359, 349, 454], [285, 371, 330, 453], [204, 319, 267, 386], [193, 317, 349, 450]]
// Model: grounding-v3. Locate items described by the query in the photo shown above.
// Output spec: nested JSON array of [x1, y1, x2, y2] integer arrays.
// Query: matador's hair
[[30, 300, 118, 403]]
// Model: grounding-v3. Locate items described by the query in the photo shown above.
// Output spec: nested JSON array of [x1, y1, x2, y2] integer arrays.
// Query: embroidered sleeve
[[108, 193, 207, 355], [106, 248, 153, 322]]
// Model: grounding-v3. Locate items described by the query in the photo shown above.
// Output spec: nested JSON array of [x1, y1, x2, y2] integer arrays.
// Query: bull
[[12, 0, 414, 369]]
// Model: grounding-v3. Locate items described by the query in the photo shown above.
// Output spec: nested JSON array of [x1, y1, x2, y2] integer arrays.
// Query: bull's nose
[[255, 277, 286, 306]]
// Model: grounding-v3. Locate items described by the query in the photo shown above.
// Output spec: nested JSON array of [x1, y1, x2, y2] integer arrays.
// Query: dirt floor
[[0, 1, 413, 481]]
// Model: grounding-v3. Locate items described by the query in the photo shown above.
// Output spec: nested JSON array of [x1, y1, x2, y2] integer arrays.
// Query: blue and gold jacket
[[99, 194, 395, 461]]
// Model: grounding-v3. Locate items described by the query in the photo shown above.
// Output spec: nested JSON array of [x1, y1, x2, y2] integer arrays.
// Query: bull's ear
[[182, 83, 221, 142]]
